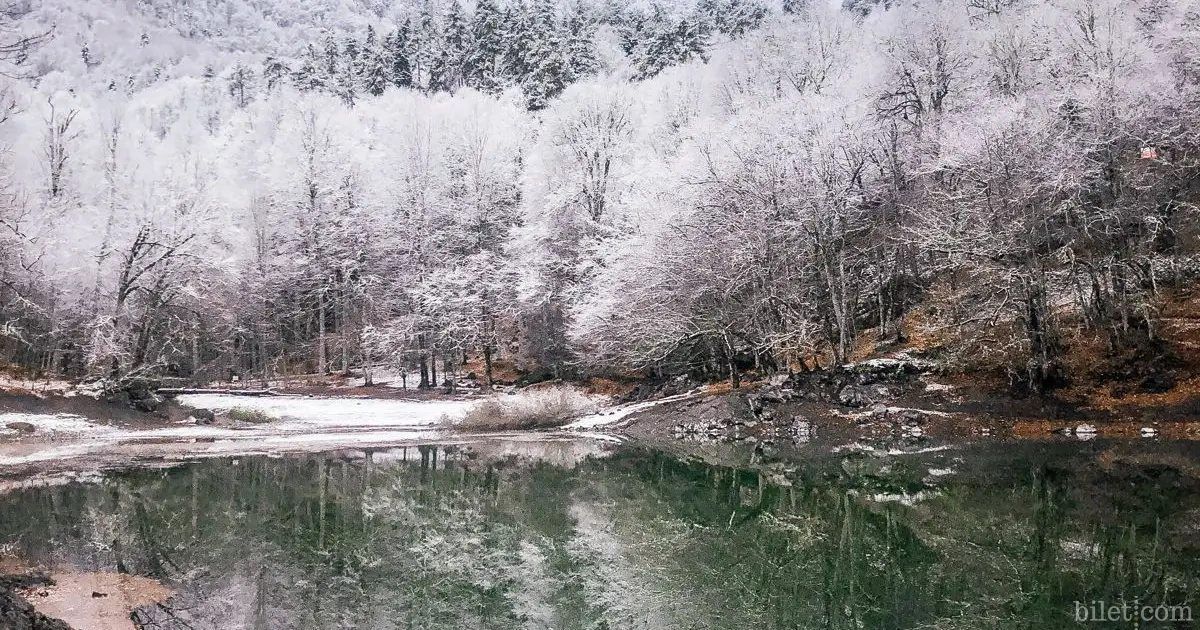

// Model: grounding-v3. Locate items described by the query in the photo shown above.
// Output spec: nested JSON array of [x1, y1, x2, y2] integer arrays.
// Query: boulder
[[5, 422, 35, 434], [838, 384, 890, 408], [1139, 373, 1176, 394], [758, 387, 791, 404], [190, 408, 216, 425], [132, 393, 165, 413]]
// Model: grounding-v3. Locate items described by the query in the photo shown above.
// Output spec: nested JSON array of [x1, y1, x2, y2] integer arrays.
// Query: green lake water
[[1, 438, 1198, 629]]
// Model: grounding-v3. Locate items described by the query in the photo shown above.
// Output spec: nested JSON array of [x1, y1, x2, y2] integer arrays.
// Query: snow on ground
[[564, 387, 711, 429], [0, 394, 472, 469], [176, 393, 472, 427], [0, 374, 74, 397], [0, 412, 114, 436], [869, 490, 938, 505], [0, 392, 625, 472]]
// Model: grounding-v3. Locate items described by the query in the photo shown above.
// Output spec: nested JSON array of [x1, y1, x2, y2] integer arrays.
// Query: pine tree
[[522, 0, 571, 109], [321, 35, 341, 86], [466, 0, 507, 93], [361, 36, 391, 97], [293, 44, 325, 92], [697, 0, 723, 30], [388, 24, 414, 88], [632, 11, 709, 80], [564, 13, 599, 81], [336, 37, 362, 104], [434, 0, 471, 91], [227, 63, 256, 108], [263, 56, 289, 91], [842, 0, 889, 17], [502, 2, 535, 85], [674, 16, 709, 63], [343, 37, 360, 65], [429, 49, 454, 92], [412, 4, 441, 90], [709, 0, 768, 36], [782, 0, 804, 14]]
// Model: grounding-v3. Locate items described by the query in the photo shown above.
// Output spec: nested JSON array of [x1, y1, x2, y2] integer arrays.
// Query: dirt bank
[[617, 359, 1200, 445]]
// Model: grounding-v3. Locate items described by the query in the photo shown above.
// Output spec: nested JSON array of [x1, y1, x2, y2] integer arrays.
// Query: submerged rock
[[6, 421, 36, 434]]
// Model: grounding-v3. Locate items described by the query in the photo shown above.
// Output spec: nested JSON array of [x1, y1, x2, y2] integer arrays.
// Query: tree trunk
[[191, 329, 201, 381], [340, 293, 351, 375], [418, 334, 430, 389], [724, 333, 740, 389], [430, 349, 438, 388], [317, 290, 328, 375], [482, 343, 494, 393]]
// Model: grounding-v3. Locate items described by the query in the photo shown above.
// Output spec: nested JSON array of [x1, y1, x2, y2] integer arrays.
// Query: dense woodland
[[0, 0, 1197, 393]]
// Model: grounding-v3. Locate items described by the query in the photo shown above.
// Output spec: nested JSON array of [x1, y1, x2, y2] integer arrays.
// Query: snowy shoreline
[[0, 391, 649, 475]]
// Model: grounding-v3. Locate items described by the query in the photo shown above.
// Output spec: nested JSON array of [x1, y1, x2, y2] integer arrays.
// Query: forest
[[0, 0, 1197, 395]]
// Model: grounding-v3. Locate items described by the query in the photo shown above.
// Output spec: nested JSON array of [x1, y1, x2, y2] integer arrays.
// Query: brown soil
[[20, 572, 172, 630]]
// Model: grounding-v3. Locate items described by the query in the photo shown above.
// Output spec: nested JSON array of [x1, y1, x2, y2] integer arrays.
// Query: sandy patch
[[22, 572, 172, 630]]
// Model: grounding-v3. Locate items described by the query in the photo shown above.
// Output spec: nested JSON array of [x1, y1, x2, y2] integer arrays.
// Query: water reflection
[[1, 440, 1197, 629]]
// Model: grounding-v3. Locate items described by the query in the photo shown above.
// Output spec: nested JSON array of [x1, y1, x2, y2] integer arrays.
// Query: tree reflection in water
[[1, 440, 1197, 629]]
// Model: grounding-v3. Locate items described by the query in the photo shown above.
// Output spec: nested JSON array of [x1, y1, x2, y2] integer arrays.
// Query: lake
[[1, 436, 1198, 629]]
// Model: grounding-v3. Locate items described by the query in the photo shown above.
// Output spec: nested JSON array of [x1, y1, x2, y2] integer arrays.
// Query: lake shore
[[2, 357, 1198, 485]]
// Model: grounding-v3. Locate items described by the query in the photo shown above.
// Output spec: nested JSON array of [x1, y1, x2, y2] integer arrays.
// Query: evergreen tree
[[564, 13, 599, 81], [632, 13, 708, 80], [710, 0, 768, 36], [321, 35, 341, 86], [502, 2, 536, 85], [782, 0, 804, 14], [617, 6, 655, 56], [435, 0, 471, 91], [388, 24, 414, 88], [263, 56, 289, 91], [429, 49, 455, 92], [674, 16, 709, 63], [293, 44, 325, 92], [842, 0, 890, 17], [343, 37, 361, 65], [522, 0, 572, 109], [361, 37, 391, 97], [412, 4, 441, 90], [227, 63, 256, 108], [466, 0, 508, 93]]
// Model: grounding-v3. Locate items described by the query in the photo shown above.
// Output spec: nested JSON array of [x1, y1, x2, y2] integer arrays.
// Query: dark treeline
[[227, 0, 768, 110]]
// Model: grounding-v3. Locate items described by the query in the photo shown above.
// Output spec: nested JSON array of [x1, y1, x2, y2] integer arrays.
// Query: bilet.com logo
[[1075, 600, 1192, 624]]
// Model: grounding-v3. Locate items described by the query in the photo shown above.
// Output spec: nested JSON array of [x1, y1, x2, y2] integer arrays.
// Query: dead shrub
[[454, 386, 598, 431]]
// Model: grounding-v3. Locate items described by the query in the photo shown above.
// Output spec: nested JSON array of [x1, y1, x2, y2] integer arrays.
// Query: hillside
[[0, 0, 1197, 408]]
